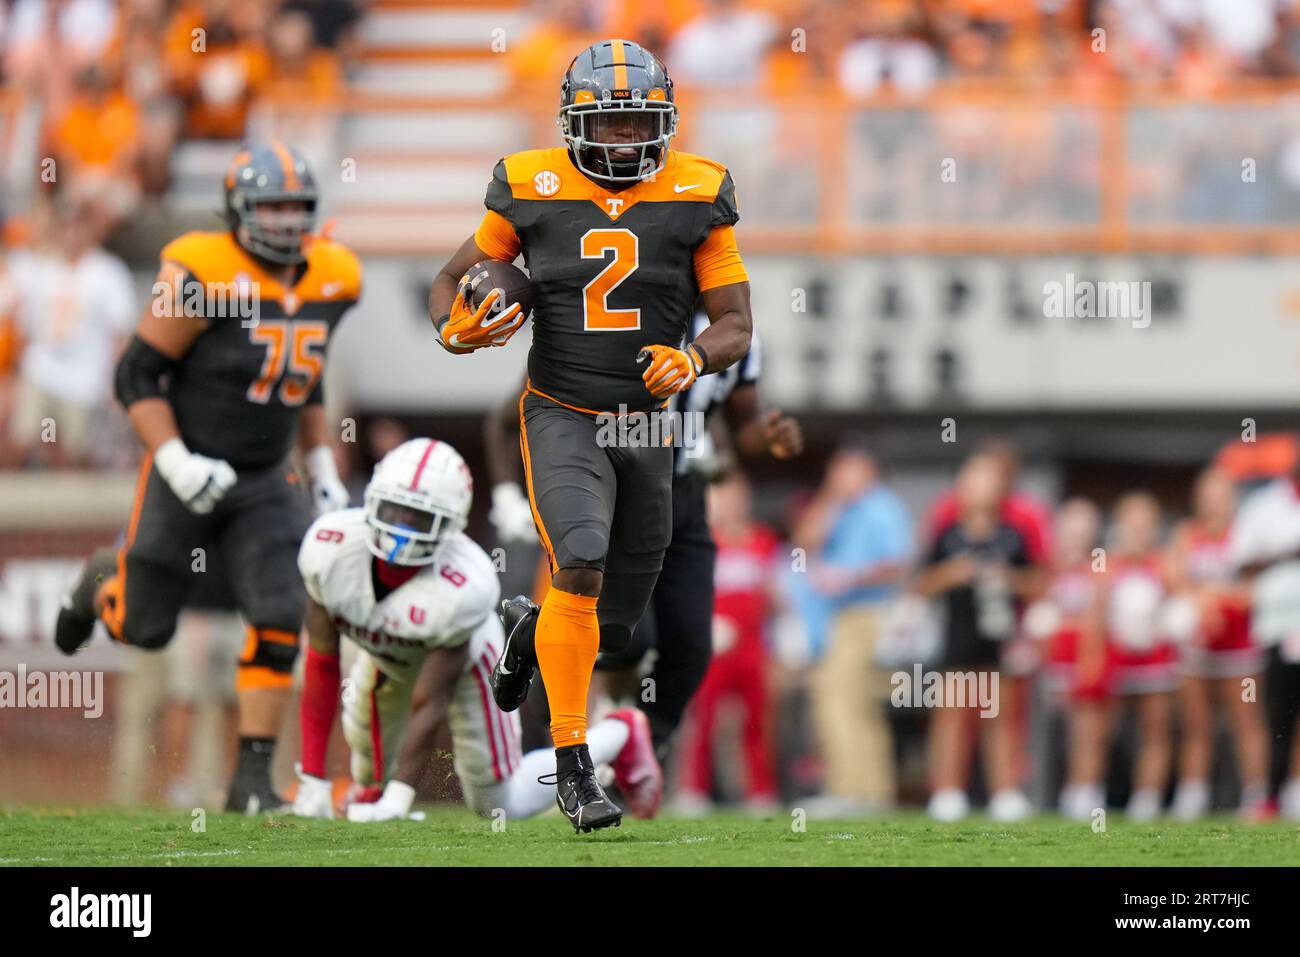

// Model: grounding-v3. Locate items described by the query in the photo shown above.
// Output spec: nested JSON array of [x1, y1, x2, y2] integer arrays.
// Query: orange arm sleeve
[[693, 225, 748, 292], [474, 210, 522, 262]]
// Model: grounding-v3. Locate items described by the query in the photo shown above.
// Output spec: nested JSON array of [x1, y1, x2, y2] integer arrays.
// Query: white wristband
[[152, 437, 190, 483], [305, 444, 338, 482], [383, 780, 416, 814]]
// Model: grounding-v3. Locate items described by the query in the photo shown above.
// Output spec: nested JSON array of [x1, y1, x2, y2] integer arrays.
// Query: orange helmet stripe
[[610, 38, 628, 90], [226, 149, 252, 189], [271, 141, 301, 191]]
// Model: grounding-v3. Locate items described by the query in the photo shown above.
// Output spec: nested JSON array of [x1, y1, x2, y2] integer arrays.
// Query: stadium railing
[[247, 80, 1300, 256]]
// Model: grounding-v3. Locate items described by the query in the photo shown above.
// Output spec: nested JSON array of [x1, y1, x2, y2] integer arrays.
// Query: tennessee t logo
[[605, 198, 624, 216]]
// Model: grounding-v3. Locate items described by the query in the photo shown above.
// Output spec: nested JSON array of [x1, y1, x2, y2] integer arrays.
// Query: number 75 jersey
[[154, 230, 362, 471], [473, 147, 748, 413]]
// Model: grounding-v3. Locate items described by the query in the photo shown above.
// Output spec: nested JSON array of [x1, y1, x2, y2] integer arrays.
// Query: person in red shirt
[[1036, 497, 1104, 698], [677, 471, 780, 813], [1047, 498, 1111, 820], [1068, 492, 1176, 821], [923, 438, 1053, 565], [1167, 467, 1269, 820]]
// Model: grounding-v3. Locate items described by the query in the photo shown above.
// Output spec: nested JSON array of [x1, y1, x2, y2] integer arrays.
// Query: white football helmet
[[363, 438, 473, 565]]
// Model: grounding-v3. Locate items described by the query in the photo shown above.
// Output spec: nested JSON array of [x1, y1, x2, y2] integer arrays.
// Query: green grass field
[[2, 806, 1298, 865]]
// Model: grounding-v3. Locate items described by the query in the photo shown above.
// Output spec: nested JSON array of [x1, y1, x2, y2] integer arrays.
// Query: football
[[461, 259, 535, 322]]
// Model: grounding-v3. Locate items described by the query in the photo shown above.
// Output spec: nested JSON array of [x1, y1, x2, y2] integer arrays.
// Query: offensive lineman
[[290, 438, 662, 826], [54, 143, 358, 812], [428, 39, 752, 831]]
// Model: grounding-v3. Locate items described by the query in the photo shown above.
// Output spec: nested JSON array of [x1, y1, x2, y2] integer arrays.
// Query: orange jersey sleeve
[[474, 209, 521, 262], [693, 225, 748, 292]]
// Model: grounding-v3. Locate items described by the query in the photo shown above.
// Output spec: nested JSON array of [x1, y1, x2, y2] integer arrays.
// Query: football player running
[[291, 438, 662, 826], [428, 39, 752, 832], [484, 316, 802, 766], [54, 142, 359, 813]]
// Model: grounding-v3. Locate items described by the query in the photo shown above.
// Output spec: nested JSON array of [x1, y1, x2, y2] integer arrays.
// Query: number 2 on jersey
[[247, 320, 328, 405], [580, 228, 640, 331]]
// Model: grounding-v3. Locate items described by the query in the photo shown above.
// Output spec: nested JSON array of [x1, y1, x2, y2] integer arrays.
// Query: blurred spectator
[[346, 416, 411, 501], [666, 0, 777, 89], [605, 0, 700, 57], [676, 472, 780, 815], [44, 63, 142, 216], [1167, 466, 1269, 820], [925, 438, 1052, 564], [282, 0, 363, 59], [509, 0, 600, 95], [793, 435, 911, 814], [119, 2, 183, 196], [1036, 497, 1103, 700], [914, 452, 1041, 822], [1227, 448, 1300, 819], [837, 2, 941, 98], [165, 0, 270, 140], [1028, 496, 1102, 812], [764, 0, 844, 94], [4, 0, 121, 98], [5, 195, 135, 468], [264, 7, 342, 101], [0, 227, 20, 448], [1198, 0, 1279, 68], [1067, 492, 1175, 822]]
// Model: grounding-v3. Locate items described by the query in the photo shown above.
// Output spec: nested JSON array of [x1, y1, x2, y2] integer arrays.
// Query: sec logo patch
[[533, 170, 561, 196]]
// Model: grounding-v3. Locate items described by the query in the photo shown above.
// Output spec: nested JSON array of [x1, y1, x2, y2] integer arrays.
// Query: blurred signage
[[324, 257, 1300, 414], [751, 257, 1300, 412]]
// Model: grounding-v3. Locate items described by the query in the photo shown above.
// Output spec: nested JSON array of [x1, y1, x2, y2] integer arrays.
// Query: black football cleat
[[54, 548, 117, 656], [225, 773, 290, 816], [491, 595, 539, 712], [542, 744, 623, 833]]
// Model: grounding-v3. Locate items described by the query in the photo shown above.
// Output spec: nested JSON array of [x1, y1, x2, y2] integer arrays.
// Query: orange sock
[[535, 585, 600, 746]]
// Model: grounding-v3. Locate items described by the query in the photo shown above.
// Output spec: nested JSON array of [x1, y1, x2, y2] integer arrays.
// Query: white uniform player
[[291, 438, 661, 823]]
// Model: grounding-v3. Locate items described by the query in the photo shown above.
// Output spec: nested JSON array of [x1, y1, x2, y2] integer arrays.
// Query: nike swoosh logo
[[674, 184, 701, 193]]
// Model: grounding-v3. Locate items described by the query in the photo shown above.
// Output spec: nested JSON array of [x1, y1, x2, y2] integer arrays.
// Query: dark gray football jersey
[[158, 231, 361, 470], [475, 147, 742, 413]]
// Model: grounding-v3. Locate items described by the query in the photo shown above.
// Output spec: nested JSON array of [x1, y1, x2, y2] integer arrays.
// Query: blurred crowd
[[0, 0, 363, 466], [515, 0, 1300, 98], [668, 434, 1300, 822], [6, 1, 1300, 472], [0, 0, 361, 213]]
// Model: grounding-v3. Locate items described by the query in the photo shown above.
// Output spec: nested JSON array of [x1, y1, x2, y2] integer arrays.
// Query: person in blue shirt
[[791, 434, 912, 814]]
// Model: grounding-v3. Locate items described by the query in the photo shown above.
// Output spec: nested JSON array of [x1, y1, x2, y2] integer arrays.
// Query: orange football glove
[[638, 343, 706, 398], [440, 284, 525, 351]]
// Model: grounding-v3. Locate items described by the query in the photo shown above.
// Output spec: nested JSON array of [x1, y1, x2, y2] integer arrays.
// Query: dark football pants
[[637, 473, 717, 753], [99, 454, 311, 679], [1266, 647, 1300, 796], [519, 391, 673, 653]]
